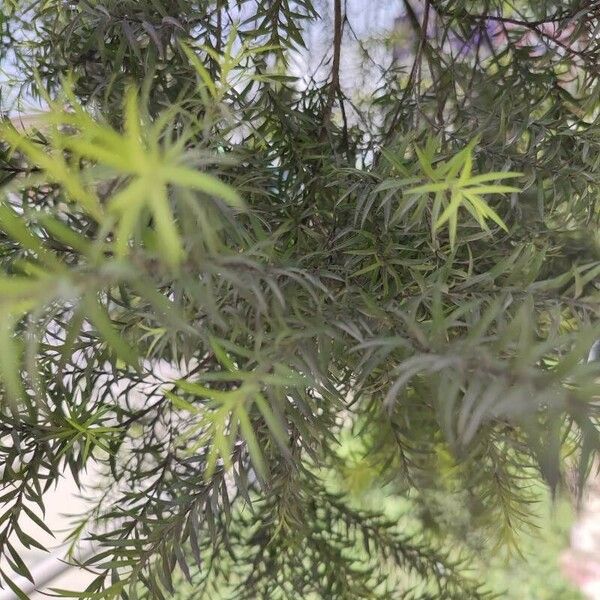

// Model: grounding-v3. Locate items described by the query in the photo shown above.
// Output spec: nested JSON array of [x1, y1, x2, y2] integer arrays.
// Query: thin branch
[[380, 0, 431, 150], [431, 0, 600, 28], [320, 0, 343, 136], [431, 0, 600, 60]]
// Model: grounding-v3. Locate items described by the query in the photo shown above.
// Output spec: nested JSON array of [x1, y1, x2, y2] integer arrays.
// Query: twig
[[380, 0, 431, 150], [431, 0, 600, 60], [320, 0, 343, 137]]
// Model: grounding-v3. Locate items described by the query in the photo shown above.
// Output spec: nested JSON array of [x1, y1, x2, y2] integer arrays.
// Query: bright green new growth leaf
[[3, 88, 242, 268], [0, 317, 25, 405], [1, 125, 104, 221], [170, 355, 295, 482], [407, 142, 521, 247]]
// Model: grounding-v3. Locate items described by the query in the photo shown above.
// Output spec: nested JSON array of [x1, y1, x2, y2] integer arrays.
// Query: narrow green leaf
[[0, 571, 29, 600], [148, 185, 183, 267], [236, 406, 267, 480], [405, 182, 450, 195], [0, 317, 24, 405], [164, 389, 200, 413], [83, 295, 138, 367], [166, 167, 243, 208], [209, 336, 237, 371]]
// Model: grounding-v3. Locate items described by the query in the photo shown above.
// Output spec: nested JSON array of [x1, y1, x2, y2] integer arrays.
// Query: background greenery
[[333, 432, 585, 599], [485, 493, 582, 599]]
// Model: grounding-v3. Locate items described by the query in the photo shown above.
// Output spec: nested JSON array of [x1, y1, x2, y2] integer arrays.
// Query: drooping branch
[[430, 0, 600, 61]]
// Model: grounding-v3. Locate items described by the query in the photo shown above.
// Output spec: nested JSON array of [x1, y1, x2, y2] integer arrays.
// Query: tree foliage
[[0, 0, 600, 597]]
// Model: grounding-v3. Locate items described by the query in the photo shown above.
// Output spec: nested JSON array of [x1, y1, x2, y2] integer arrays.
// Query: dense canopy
[[1, 0, 600, 598]]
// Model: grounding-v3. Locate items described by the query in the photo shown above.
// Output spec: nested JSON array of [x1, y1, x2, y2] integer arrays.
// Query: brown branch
[[379, 0, 431, 151], [215, 0, 222, 54], [430, 0, 600, 28], [430, 0, 600, 60], [320, 0, 343, 137], [330, 0, 343, 93]]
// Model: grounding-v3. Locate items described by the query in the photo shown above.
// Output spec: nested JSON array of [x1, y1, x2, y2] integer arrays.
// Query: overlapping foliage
[[0, 0, 600, 598]]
